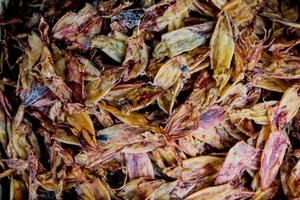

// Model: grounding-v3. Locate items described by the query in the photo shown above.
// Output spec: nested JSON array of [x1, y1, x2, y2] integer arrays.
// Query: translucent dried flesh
[[1, 0, 300, 199]]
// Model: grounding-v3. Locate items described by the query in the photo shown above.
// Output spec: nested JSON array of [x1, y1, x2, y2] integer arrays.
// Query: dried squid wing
[[85, 67, 124, 105], [119, 85, 163, 113], [215, 141, 257, 184], [77, 57, 102, 81], [164, 156, 224, 181], [91, 34, 127, 63], [154, 56, 187, 90], [210, 12, 234, 91], [140, 0, 195, 32], [229, 101, 278, 125], [153, 22, 214, 60], [255, 77, 291, 93], [99, 103, 150, 128], [122, 32, 149, 81], [67, 111, 96, 147], [157, 79, 184, 114]]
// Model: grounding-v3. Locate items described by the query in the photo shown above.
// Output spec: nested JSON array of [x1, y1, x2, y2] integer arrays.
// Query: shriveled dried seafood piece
[[210, 12, 234, 91], [153, 22, 214, 60], [164, 155, 224, 182], [154, 56, 188, 90], [260, 129, 289, 190], [85, 67, 125, 104], [122, 31, 149, 81], [2, 0, 300, 199], [186, 183, 255, 200], [124, 152, 154, 179], [215, 141, 257, 184], [52, 3, 102, 51], [91, 31, 128, 63], [140, 0, 196, 32]]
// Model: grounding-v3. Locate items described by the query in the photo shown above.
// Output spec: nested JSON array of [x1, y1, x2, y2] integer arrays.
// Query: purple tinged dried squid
[[124, 152, 154, 179], [260, 130, 289, 189], [140, 0, 196, 32], [2, 0, 300, 199], [122, 31, 149, 81], [52, 3, 102, 51], [287, 159, 300, 198], [215, 141, 257, 184]]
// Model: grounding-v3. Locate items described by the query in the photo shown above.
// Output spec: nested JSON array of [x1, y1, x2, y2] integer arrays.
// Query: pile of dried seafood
[[0, 0, 300, 199]]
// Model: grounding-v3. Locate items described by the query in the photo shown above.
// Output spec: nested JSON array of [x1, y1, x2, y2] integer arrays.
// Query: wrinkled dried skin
[[52, 4, 102, 51], [103, 82, 144, 104], [66, 53, 84, 102], [186, 183, 254, 200], [140, 0, 195, 32], [122, 32, 149, 81], [125, 152, 154, 179], [191, 106, 224, 149], [255, 76, 292, 93], [287, 159, 300, 198], [276, 85, 300, 128], [153, 22, 214, 60], [98, 103, 150, 128], [157, 80, 184, 114], [91, 34, 127, 63], [85, 67, 125, 104], [21, 33, 72, 102], [146, 180, 179, 200], [154, 56, 187, 90], [165, 72, 216, 137], [3, 0, 300, 199], [164, 156, 224, 182], [210, 12, 234, 91], [67, 111, 96, 147], [260, 130, 288, 189], [76, 177, 111, 200], [118, 178, 164, 200], [215, 141, 257, 184], [234, 29, 264, 81], [264, 56, 300, 79], [229, 101, 277, 125], [222, 0, 262, 26], [118, 85, 163, 113]]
